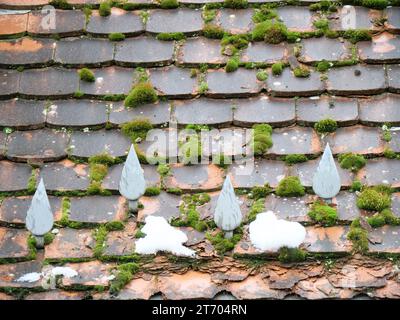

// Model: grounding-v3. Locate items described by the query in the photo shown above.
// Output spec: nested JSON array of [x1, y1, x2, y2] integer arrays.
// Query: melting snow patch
[[135, 216, 196, 257], [51, 267, 78, 278], [16, 272, 42, 283], [249, 211, 306, 252]]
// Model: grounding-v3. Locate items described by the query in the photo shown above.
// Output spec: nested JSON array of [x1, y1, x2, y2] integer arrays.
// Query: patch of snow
[[51, 267, 78, 278], [249, 211, 306, 252], [135, 216, 196, 257], [16, 272, 42, 283]]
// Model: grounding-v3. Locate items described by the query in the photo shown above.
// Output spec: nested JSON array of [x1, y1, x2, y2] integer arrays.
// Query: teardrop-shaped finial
[[214, 176, 242, 238], [312, 143, 341, 200], [26, 178, 54, 236], [119, 144, 146, 201]]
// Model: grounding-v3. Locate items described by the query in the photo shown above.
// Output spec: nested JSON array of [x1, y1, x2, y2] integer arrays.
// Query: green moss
[[159, 0, 179, 9], [99, 1, 112, 17], [284, 154, 308, 165], [87, 153, 117, 196], [43, 232, 55, 245], [271, 62, 284, 75], [338, 153, 366, 172], [185, 124, 210, 132], [362, 0, 388, 9], [89, 153, 117, 166], [382, 130, 392, 142], [278, 247, 307, 263], [276, 176, 305, 197], [157, 163, 171, 177], [203, 23, 225, 39], [167, 188, 183, 195], [308, 202, 338, 226], [356, 186, 391, 212], [221, 34, 250, 53], [252, 6, 278, 23], [179, 134, 202, 165], [206, 228, 243, 255], [212, 153, 230, 169], [343, 29, 371, 44], [124, 83, 158, 108], [135, 229, 146, 238], [156, 32, 186, 41], [27, 169, 37, 194], [250, 185, 271, 200], [384, 148, 397, 159], [16, 66, 24, 72], [27, 235, 37, 261], [251, 123, 273, 156], [223, 0, 248, 8], [350, 180, 363, 192], [293, 66, 311, 78], [120, 118, 153, 142], [108, 32, 126, 41], [103, 94, 126, 101], [225, 57, 239, 72], [252, 20, 288, 44], [144, 186, 161, 196], [316, 60, 331, 72], [110, 262, 139, 295], [347, 219, 368, 254], [93, 225, 108, 258], [314, 118, 338, 134], [313, 18, 329, 31], [309, 0, 337, 11], [49, 0, 72, 9], [246, 198, 265, 223], [203, 8, 217, 23], [79, 68, 95, 82], [105, 221, 125, 231], [256, 70, 268, 81], [199, 81, 208, 94]]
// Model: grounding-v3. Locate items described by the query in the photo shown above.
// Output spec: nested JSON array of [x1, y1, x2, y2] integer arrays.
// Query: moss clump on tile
[[284, 154, 308, 166], [314, 118, 338, 134], [223, 0, 248, 8], [338, 153, 366, 172], [350, 180, 363, 192], [278, 246, 307, 263], [347, 218, 368, 254], [135, 229, 146, 238], [252, 20, 288, 44], [179, 134, 202, 165], [309, 0, 337, 11], [156, 32, 186, 41], [79, 68, 95, 82], [251, 124, 273, 156], [356, 185, 392, 212], [316, 60, 331, 72], [293, 66, 311, 78], [206, 228, 243, 255], [144, 186, 161, 196], [221, 34, 250, 55], [203, 24, 225, 39], [99, 1, 112, 17], [199, 81, 209, 94], [384, 147, 397, 159], [202, 7, 217, 23], [159, 0, 179, 9], [362, 0, 388, 9], [343, 29, 371, 44], [367, 209, 400, 228], [87, 153, 117, 196], [110, 262, 140, 295], [105, 221, 125, 231], [276, 176, 305, 197], [49, 0, 73, 9], [27, 169, 37, 194], [225, 57, 240, 72], [313, 18, 329, 31], [124, 83, 158, 108], [382, 124, 392, 142], [166, 187, 183, 195], [121, 118, 153, 142], [308, 201, 338, 226], [252, 5, 278, 23], [157, 163, 171, 177], [93, 225, 108, 258], [256, 70, 268, 81], [250, 184, 271, 200], [212, 153, 230, 169], [271, 62, 284, 75], [185, 124, 210, 132], [44, 232, 55, 245], [246, 198, 265, 222], [108, 32, 126, 41], [58, 197, 71, 227], [171, 193, 211, 232]]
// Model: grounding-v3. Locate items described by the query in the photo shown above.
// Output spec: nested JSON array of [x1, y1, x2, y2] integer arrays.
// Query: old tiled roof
[[0, 0, 400, 300]]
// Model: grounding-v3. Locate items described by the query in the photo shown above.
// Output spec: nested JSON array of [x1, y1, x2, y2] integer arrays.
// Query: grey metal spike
[[25, 178, 54, 237], [214, 176, 242, 238], [119, 144, 146, 202], [312, 143, 341, 200]]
